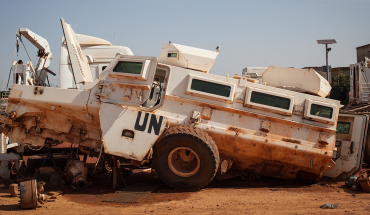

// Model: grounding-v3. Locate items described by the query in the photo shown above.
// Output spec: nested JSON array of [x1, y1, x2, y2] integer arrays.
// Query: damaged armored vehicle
[[1, 18, 368, 188]]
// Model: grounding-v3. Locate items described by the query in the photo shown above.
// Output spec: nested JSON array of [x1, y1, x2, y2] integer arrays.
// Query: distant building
[[356, 44, 370, 63]]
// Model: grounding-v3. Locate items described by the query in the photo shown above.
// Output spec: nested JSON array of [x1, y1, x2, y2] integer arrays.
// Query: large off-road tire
[[153, 125, 219, 188]]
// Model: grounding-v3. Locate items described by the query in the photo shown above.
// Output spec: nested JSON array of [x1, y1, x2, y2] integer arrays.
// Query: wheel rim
[[168, 147, 200, 177]]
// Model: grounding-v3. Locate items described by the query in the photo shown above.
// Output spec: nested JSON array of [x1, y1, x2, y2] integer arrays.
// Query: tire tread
[[153, 125, 219, 188]]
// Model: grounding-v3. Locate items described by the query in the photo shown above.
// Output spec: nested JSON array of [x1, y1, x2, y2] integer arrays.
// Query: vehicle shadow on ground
[[2, 167, 365, 209], [0, 189, 23, 211], [338, 184, 369, 196]]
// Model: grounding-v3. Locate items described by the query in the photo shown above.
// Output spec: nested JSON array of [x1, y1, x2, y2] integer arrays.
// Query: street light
[[317, 39, 337, 87]]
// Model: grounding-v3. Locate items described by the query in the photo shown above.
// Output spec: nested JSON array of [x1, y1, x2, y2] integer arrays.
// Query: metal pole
[[326, 44, 328, 81], [326, 44, 330, 98], [0, 134, 6, 154], [113, 155, 117, 190]]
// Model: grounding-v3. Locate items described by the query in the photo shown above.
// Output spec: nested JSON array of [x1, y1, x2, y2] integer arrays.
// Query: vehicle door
[[323, 114, 369, 179], [98, 55, 169, 160]]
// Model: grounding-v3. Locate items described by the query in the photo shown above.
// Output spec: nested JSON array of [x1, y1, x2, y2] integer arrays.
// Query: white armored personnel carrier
[[0, 18, 368, 188]]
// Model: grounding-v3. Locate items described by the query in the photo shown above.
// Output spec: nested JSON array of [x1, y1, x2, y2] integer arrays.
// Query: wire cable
[[1, 37, 18, 112], [27, 144, 43, 151], [18, 36, 32, 63]]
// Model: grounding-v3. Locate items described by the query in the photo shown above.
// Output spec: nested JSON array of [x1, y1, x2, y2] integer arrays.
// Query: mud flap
[[99, 103, 167, 161]]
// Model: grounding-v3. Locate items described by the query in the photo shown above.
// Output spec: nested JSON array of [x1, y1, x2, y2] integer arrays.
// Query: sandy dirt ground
[[1, 163, 370, 215]]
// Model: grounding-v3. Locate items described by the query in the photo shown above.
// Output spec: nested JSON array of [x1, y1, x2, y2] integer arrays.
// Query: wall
[[356, 44, 370, 63]]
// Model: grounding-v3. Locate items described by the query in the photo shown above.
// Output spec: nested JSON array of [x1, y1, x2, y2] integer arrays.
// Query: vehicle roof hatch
[[158, 43, 219, 73]]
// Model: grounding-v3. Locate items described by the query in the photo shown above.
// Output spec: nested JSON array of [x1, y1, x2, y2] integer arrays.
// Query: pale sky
[[0, 0, 369, 84]]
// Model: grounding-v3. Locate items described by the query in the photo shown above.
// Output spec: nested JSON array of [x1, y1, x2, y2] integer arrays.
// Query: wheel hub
[[168, 147, 200, 177]]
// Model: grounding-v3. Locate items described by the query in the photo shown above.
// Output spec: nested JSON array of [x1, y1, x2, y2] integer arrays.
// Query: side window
[[108, 58, 152, 81], [190, 79, 231, 97], [310, 104, 333, 119], [303, 99, 337, 124], [185, 75, 235, 103], [244, 87, 294, 115], [167, 52, 178, 59], [336, 122, 351, 134], [98, 64, 109, 77], [250, 91, 291, 110], [113, 62, 143, 74]]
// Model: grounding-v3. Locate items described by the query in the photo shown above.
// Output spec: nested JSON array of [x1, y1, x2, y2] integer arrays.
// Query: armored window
[[303, 99, 337, 124], [109, 57, 154, 81], [310, 104, 333, 119], [336, 122, 351, 134], [185, 75, 235, 103], [250, 91, 290, 110], [167, 52, 178, 58], [244, 87, 294, 115], [113, 62, 143, 74], [191, 79, 231, 97]]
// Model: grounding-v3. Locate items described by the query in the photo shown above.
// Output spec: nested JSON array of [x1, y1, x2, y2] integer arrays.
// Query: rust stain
[[228, 127, 238, 132], [108, 81, 151, 90], [282, 137, 301, 144], [165, 95, 336, 135], [202, 128, 332, 182]]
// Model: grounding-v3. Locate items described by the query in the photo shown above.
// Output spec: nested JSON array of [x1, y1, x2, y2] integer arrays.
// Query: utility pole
[[317, 39, 337, 98]]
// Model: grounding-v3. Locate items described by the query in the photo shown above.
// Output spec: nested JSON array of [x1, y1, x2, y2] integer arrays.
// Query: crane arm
[[16, 28, 50, 53], [16, 28, 54, 86]]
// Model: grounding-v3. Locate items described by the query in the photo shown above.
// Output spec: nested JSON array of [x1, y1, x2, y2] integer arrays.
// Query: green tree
[[332, 73, 350, 104]]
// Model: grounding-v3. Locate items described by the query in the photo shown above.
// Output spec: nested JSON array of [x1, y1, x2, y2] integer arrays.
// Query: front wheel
[[152, 126, 219, 188]]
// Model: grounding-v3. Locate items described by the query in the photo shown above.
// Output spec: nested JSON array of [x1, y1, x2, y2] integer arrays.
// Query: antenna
[[215, 44, 222, 52], [114, 34, 121, 46]]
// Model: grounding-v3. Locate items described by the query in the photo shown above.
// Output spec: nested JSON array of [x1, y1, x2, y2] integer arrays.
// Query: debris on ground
[[62, 158, 89, 190], [320, 203, 339, 209], [19, 179, 45, 209], [358, 171, 370, 192], [103, 183, 160, 203], [47, 190, 63, 199], [9, 184, 19, 197], [345, 175, 357, 187], [17, 179, 65, 209], [351, 170, 370, 192]]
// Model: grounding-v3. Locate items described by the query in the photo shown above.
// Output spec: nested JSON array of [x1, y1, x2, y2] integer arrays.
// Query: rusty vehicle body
[[0, 18, 366, 188]]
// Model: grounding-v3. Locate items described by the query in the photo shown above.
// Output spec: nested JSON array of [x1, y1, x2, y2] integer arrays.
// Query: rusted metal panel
[[359, 177, 370, 192], [155, 95, 336, 181], [19, 179, 38, 209], [3, 84, 102, 149]]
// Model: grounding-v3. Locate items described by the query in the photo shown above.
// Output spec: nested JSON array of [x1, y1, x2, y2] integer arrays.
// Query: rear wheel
[[153, 126, 219, 188]]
